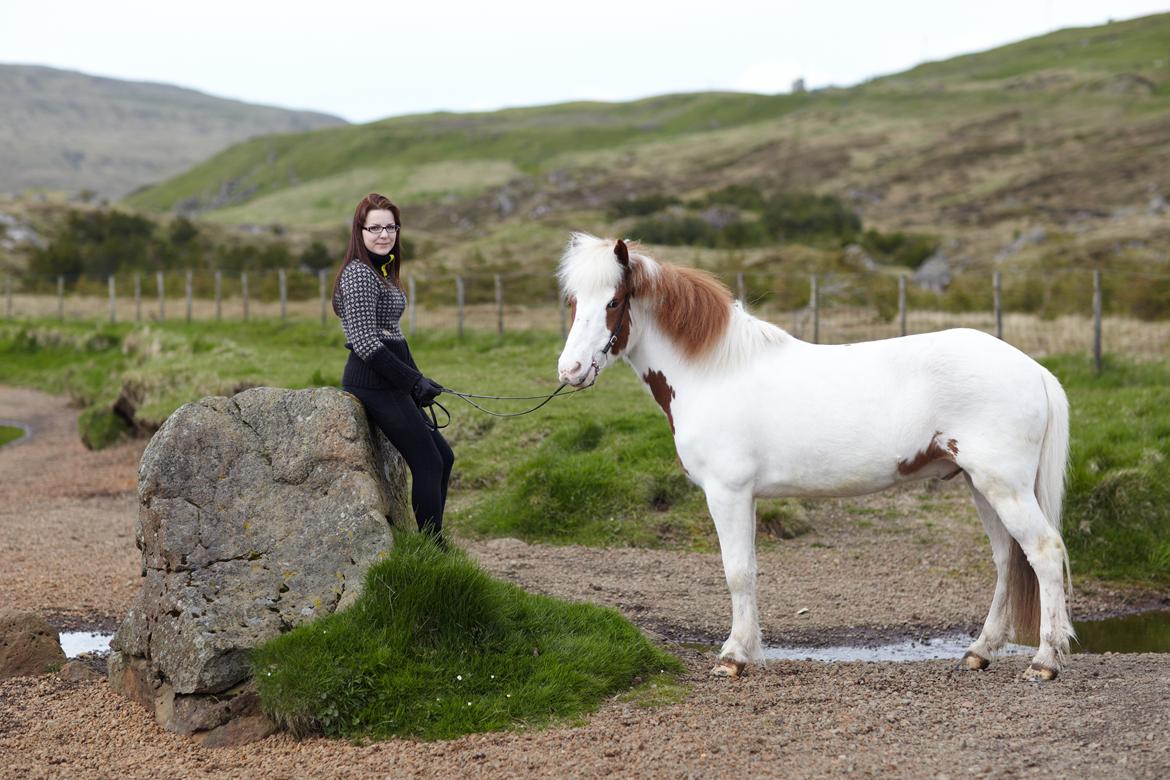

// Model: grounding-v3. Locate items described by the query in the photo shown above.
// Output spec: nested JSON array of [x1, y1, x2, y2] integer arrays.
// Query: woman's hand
[[411, 377, 443, 407]]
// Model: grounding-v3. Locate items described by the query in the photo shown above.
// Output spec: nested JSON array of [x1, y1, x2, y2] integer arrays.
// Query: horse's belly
[[754, 460, 900, 498], [678, 430, 903, 498]]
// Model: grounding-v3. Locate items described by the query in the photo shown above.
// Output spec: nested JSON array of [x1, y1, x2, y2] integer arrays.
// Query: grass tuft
[[251, 532, 682, 740], [77, 405, 130, 450]]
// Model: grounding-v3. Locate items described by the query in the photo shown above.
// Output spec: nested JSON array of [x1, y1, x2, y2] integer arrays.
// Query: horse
[[555, 233, 1073, 681]]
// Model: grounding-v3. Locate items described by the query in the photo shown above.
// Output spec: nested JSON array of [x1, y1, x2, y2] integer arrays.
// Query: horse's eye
[[606, 298, 619, 309]]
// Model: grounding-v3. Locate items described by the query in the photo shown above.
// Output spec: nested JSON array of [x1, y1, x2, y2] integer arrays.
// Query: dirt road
[[2, 385, 1168, 778]]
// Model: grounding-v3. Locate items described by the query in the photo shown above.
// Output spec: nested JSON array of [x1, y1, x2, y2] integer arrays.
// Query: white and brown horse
[[556, 234, 1073, 681]]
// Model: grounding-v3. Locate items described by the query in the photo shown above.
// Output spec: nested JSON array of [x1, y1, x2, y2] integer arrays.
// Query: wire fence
[[3, 267, 1169, 366]]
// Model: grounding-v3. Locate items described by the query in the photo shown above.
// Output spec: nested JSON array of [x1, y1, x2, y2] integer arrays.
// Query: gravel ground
[[2, 385, 1169, 778]]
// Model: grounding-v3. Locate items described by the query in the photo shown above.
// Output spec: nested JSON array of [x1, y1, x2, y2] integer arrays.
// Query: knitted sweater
[[337, 259, 421, 392]]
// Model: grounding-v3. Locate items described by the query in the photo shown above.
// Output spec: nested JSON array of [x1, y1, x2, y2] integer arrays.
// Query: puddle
[[764, 635, 1035, 663], [1073, 610, 1170, 654], [763, 610, 1170, 663], [60, 632, 114, 658]]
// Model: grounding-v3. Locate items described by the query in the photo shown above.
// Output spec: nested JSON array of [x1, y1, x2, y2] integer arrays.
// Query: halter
[[589, 285, 634, 382]]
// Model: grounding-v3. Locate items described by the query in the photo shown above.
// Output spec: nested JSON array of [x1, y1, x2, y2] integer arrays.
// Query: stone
[[0, 611, 66, 678], [195, 714, 279, 748], [108, 386, 409, 738], [912, 250, 951, 292], [58, 659, 103, 682]]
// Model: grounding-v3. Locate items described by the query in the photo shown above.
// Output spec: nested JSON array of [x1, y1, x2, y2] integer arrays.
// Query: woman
[[332, 193, 453, 546]]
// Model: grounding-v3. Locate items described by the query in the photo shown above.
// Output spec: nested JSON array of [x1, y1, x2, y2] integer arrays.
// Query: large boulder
[[108, 386, 409, 742], [0, 611, 66, 678]]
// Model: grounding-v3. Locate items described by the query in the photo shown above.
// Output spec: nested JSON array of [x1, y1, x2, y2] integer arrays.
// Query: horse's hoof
[[961, 651, 990, 671], [710, 659, 746, 678], [1023, 663, 1058, 682]]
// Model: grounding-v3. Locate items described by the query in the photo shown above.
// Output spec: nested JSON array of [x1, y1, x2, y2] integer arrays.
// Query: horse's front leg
[[704, 484, 763, 677]]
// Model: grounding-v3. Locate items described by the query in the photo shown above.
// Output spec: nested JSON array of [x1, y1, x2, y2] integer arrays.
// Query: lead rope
[[424, 291, 633, 428]]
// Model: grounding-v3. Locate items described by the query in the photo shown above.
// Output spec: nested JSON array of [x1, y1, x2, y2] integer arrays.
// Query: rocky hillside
[[114, 13, 1170, 281], [0, 64, 346, 198]]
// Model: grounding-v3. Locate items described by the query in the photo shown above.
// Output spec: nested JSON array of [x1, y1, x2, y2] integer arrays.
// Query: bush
[[252, 532, 681, 740], [700, 184, 768, 211], [762, 193, 861, 242], [630, 215, 718, 247], [860, 229, 938, 268]]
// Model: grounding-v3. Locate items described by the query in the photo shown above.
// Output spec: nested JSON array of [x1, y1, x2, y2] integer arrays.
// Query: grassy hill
[[0, 64, 347, 199], [113, 13, 1170, 280]]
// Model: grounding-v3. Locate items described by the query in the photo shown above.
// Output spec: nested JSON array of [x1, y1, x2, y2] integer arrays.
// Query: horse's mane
[[559, 233, 790, 367]]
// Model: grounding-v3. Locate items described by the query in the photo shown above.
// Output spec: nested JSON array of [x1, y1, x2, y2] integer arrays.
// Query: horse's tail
[[1007, 366, 1071, 642]]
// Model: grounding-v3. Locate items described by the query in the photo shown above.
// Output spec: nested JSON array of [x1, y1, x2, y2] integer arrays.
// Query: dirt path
[[2, 385, 1169, 778]]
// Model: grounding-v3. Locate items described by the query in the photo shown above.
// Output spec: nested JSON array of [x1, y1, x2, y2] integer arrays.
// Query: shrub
[[701, 184, 767, 211], [860, 229, 938, 268], [630, 215, 718, 247], [762, 193, 861, 242]]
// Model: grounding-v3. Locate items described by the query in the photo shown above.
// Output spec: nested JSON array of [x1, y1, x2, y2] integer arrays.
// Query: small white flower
[[466, 701, 471, 706], [490, 675, 495, 679], [506, 694, 511, 698], [456, 675, 463, 681]]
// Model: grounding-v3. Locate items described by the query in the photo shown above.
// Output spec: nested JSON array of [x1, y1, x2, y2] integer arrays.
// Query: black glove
[[411, 376, 443, 407]]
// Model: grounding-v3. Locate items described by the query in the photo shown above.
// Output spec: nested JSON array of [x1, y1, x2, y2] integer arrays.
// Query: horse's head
[[557, 233, 638, 387]]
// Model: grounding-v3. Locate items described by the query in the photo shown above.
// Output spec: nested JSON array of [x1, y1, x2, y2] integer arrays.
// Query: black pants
[[344, 384, 454, 537]]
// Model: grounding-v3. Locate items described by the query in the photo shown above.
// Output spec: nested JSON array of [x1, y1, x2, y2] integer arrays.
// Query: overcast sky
[[3, 1, 1167, 123]]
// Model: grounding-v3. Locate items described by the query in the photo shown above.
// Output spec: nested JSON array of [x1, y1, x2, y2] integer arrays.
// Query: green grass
[[1, 318, 1168, 584], [0, 424, 24, 446], [251, 532, 681, 740], [1044, 355, 1170, 583]]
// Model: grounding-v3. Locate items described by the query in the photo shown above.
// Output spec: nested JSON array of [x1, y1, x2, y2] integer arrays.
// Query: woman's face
[[361, 208, 398, 256]]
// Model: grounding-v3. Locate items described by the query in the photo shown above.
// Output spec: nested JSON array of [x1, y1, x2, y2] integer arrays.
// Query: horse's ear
[[614, 239, 630, 268]]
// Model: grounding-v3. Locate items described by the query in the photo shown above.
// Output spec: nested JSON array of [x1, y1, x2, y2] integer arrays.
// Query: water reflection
[[762, 610, 1170, 663]]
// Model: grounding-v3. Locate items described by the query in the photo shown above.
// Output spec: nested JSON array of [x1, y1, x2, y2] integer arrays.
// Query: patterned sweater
[[337, 260, 421, 392]]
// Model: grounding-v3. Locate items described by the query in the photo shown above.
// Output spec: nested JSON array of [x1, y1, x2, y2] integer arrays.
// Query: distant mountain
[[0, 64, 347, 198]]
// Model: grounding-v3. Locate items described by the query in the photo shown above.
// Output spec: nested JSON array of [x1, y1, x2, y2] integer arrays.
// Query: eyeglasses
[[363, 224, 400, 235]]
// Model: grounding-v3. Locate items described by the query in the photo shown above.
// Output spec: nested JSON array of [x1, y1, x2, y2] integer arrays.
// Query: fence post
[[156, 271, 165, 323], [214, 270, 223, 322], [241, 272, 249, 322], [134, 274, 142, 323], [318, 269, 327, 327], [108, 275, 116, 324], [993, 271, 1003, 340], [185, 270, 193, 323], [279, 269, 287, 322], [456, 275, 465, 339], [1093, 269, 1103, 374], [736, 271, 746, 304], [495, 274, 504, 338], [57, 275, 64, 320], [5, 273, 12, 318], [408, 275, 417, 337], [898, 274, 907, 337], [810, 275, 819, 344]]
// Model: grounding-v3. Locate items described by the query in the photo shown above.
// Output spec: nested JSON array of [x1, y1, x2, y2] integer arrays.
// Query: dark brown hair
[[331, 193, 403, 316]]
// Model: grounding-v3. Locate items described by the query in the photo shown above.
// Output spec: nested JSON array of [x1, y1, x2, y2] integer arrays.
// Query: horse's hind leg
[[973, 479, 1073, 680], [704, 485, 763, 677], [961, 478, 1015, 670]]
